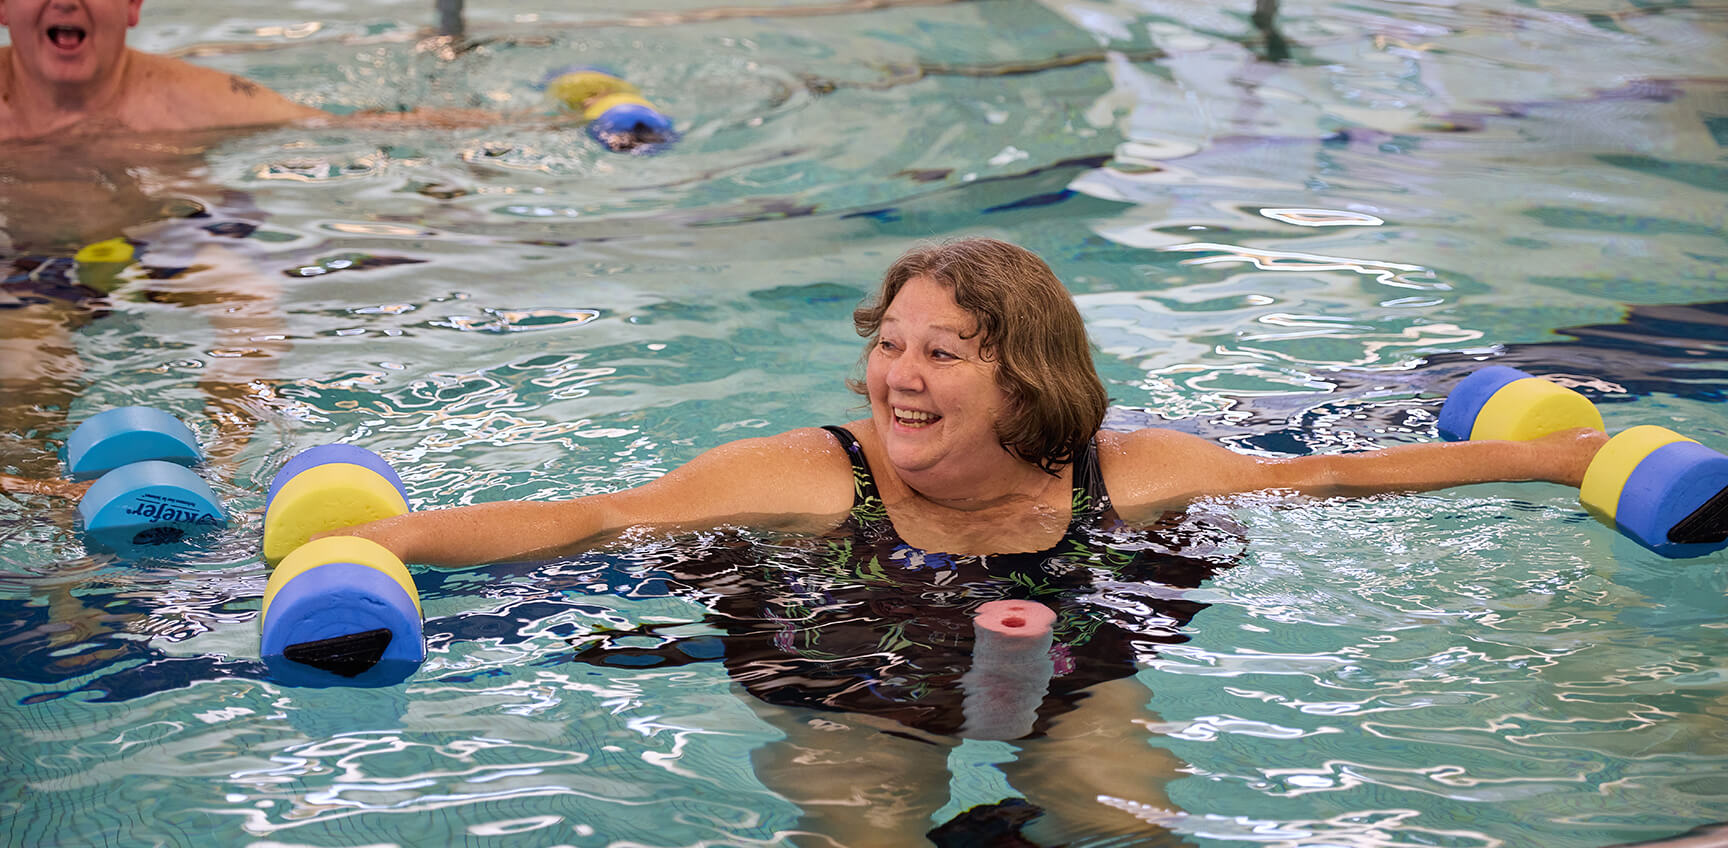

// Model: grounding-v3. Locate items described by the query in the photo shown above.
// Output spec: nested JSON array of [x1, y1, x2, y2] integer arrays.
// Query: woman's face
[[865, 275, 1015, 486]]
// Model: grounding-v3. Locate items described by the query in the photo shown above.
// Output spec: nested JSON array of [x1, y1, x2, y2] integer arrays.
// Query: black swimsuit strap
[[821, 425, 1108, 543], [1067, 437, 1112, 531], [820, 425, 885, 513]]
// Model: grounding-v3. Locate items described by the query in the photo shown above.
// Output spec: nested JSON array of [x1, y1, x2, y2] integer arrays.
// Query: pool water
[[3, 0, 1727, 845]]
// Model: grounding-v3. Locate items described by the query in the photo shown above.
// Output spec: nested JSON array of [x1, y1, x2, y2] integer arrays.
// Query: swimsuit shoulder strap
[[820, 426, 889, 530], [1067, 437, 1112, 531]]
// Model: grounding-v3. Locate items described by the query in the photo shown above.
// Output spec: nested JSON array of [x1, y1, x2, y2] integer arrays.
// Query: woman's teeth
[[894, 408, 938, 427]]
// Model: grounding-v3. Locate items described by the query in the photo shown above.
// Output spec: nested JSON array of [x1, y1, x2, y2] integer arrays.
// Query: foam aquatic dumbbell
[[544, 66, 676, 153], [65, 406, 226, 552], [1580, 426, 1728, 558], [73, 237, 136, 292], [1436, 364, 1605, 442], [1440, 365, 1728, 558], [260, 444, 423, 680]]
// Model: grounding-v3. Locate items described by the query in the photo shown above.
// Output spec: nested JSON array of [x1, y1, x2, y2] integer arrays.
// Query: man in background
[[1, 0, 323, 141]]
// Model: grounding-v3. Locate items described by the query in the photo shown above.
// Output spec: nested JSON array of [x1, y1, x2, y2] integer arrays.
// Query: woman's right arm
[[334, 426, 856, 567]]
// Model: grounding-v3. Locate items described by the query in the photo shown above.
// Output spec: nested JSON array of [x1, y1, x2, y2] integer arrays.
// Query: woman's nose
[[886, 352, 924, 392]]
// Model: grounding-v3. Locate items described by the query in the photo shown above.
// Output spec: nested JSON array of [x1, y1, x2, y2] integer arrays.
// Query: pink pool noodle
[[960, 600, 1057, 740]]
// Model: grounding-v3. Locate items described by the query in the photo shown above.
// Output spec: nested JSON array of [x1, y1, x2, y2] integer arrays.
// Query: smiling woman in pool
[[329, 236, 1607, 840], [344, 237, 1604, 567], [0, 235, 1607, 837]]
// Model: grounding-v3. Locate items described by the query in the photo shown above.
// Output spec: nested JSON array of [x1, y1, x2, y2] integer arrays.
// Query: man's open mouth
[[47, 26, 88, 49]]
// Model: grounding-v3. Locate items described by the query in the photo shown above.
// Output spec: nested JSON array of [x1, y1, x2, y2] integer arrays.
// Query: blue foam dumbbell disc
[[589, 103, 675, 146], [66, 407, 202, 480], [1614, 440, 1728, 557], [261, 561, 425, 676], [1435, 366, 1530, 442], [78, 460, 227, 551]]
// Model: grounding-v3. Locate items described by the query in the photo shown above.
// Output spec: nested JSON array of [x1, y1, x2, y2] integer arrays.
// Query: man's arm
[[139, 53, 323, 131], [153, 57, 558, 133]]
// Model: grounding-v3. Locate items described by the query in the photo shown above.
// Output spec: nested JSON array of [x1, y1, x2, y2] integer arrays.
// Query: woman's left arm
[[1100, 427, 1607, 516]]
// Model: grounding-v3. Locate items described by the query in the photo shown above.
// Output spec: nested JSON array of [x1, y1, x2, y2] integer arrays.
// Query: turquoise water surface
[[2, 0, 1727, 846]]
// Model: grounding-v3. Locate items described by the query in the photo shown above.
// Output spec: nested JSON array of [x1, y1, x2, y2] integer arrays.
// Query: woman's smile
[[892, 407, 940, 429]]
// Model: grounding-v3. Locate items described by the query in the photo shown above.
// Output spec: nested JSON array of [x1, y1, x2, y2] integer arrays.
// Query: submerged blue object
[[66, 406, 201, 479], [587, 102, 678, 153], [589, 102, 674, 138], [78, 460, 227, 552], [265, 443, 409, 507]]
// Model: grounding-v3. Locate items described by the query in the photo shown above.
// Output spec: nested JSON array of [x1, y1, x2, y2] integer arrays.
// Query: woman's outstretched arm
[[332, 427, 856, 567], [1101, 427, 1608, 519]]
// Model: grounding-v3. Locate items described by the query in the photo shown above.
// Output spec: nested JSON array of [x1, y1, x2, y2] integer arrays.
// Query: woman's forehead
[[882, 278, 979, 337]]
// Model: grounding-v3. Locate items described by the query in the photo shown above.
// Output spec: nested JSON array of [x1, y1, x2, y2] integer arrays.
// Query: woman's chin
[[883, 440, 940, 476]]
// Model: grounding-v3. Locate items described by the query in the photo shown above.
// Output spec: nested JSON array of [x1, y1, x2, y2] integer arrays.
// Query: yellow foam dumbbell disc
[[262, 463, 409, 566], [74, 237, 135, 265], [1470, 377, 1605, 442], [548, 71, 639, 110]]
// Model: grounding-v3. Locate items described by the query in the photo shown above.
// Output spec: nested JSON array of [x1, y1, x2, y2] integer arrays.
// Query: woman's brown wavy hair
[[849, 237, 1108, 474]]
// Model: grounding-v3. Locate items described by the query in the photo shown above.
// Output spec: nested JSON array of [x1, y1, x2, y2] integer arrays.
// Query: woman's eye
[[931, 348, 957, 360], [877, 339, 898, 352]]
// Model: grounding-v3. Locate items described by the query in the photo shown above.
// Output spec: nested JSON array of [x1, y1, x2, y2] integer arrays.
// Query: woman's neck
[[902, 458, 1066, 513], [889, 469, 1076, 556]]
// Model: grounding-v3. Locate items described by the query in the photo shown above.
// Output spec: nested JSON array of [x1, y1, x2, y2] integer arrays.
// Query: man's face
[[2, 0, 142, 88]]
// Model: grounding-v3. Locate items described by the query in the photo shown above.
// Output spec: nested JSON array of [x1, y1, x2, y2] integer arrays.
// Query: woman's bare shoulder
[[1097, 426, 1223, 458], [731, 426, 855, 474], [1097, 427, 1255, 516], [616, 426, 857, 532]]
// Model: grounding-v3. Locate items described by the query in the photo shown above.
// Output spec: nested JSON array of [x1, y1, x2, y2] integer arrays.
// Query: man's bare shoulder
[[124, 51, 322, 131]]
